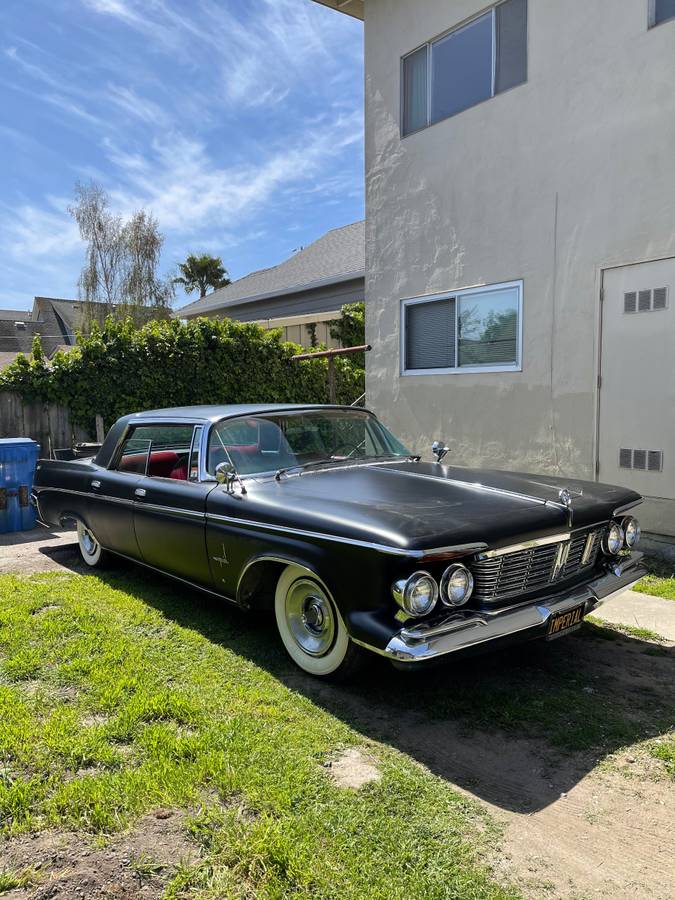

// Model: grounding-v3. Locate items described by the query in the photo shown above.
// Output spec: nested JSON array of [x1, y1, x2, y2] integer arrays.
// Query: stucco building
[[315, 0, 675, 541]]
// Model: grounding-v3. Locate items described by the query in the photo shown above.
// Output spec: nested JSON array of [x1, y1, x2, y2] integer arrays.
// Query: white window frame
[[400, 279, 524, 376], [400, 0, 524, 138]]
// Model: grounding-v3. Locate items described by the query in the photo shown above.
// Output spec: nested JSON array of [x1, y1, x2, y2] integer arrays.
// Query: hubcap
[[81, 527, 98, 556], [285, 578, 335, 657]]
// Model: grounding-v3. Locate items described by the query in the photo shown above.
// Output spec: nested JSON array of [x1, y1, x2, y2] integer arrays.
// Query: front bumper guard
[[377, 553, 646, 664]]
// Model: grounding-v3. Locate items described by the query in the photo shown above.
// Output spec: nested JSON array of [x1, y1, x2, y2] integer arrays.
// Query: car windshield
[[207, 410, 412, 477]]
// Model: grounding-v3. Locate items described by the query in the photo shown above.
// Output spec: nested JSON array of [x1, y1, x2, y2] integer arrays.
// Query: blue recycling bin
[[0, 438, 41, 533]]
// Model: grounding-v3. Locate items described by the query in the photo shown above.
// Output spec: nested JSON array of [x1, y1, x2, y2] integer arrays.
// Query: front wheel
[[76, 521, 109, 568], [274, 565, 366, 680]]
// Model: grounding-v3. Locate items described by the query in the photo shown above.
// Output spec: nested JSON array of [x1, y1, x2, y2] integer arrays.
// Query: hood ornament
[[557, 487, 582, 527], [432, 441, 450, 463]]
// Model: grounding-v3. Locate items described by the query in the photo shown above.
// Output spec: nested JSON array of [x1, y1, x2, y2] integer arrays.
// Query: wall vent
[[619, 448, 664, 472], [624, 287, 669, 313], [653, 287, 668, 310]]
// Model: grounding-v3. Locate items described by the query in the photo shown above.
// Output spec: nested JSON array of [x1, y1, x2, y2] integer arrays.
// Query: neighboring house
[[0, 296, 163, 368], [0, 297, 81, 367], [315, 0, 675, 541], [174, 221, 365, 349]]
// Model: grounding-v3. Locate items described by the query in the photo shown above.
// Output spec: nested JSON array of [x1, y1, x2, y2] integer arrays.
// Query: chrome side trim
[[38, 486, 134, 507], [135, 503, 205, 522], [106, 548, 240, 606], [207, 512, 481, 558], [37, 486, 482, 559], [613, 499, 642, 515]]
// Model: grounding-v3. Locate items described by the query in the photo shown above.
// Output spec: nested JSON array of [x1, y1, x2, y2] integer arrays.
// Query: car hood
[[228, 461, 640, 552]]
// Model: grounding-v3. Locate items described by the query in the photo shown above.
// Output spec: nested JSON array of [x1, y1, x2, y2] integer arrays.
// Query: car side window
[[113, 424, 198, 481]]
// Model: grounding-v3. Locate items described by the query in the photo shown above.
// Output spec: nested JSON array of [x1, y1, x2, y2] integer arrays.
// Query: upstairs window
[[650, 0, 675, 27], [402, 0, 527, 136]]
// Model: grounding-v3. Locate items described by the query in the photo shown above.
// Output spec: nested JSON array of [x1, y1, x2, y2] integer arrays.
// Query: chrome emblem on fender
[[212, 544, 229, 567]]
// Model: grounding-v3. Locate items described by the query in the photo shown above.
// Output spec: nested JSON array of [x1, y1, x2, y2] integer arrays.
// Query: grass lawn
[[0, 571, 516, 900], [635, 573, 675, 601], [636, 555, 675, 600]]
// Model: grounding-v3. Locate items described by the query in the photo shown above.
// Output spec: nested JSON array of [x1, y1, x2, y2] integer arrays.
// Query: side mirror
[[432, 440, 450, 463], [215, 461, 237, 492]]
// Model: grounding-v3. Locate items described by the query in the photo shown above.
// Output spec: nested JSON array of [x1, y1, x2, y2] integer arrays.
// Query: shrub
[[0, 317, 364, 434]]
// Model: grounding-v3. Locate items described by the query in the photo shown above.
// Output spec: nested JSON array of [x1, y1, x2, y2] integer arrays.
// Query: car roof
[[122, 404, 361, 424]]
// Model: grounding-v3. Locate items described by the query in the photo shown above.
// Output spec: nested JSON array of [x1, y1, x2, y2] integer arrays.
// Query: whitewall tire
[[274, 565, 364, 680], [77, 521, 106, 568]]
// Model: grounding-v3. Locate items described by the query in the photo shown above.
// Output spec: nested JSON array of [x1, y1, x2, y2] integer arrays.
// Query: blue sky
[[0, 0, 364, 312]]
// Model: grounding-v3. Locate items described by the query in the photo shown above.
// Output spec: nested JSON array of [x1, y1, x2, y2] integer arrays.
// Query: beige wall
[[364, 0, 675, 476]]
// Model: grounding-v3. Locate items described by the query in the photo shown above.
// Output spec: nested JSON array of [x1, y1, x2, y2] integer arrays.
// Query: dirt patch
[[325, 747, 381, 789], [289, 631, 675, 900], [0, 530, 81, 577], [0, 809, 200, 899]]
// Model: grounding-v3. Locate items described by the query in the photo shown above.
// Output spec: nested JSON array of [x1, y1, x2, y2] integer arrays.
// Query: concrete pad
[[0, 526, 80, 575], [597, 589, 675, 641]]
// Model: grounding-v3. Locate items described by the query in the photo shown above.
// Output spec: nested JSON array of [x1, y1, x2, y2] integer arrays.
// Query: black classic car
[[32, 404, 646, 679]]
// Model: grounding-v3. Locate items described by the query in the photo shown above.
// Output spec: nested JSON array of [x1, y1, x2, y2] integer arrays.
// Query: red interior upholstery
[[119, 450, 181, 478], [169, 465, 188, 481]]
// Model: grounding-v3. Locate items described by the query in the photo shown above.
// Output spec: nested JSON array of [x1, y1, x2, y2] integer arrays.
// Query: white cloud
[[104, 108, 363, 234], [106, 85, 169, 127]]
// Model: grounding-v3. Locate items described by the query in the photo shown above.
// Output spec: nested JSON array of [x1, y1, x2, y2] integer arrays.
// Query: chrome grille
[[470, 527, 605, 605]]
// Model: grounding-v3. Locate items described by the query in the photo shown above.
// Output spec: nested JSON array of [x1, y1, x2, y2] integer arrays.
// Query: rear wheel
[[76, 521, 109, 568], [274, 565, 366, 680]]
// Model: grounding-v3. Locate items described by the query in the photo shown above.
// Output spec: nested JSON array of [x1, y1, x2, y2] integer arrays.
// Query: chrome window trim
[[201, 408, 405, 482]]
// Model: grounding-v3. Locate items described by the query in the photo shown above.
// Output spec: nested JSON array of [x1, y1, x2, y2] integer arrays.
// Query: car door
[[86, 463, 142, 560], [130, 423, 215, 586]]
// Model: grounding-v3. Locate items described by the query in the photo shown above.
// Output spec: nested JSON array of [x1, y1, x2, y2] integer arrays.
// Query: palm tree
[[173, 254, 231, 298]]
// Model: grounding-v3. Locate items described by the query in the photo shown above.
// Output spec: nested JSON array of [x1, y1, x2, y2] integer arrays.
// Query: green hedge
[[0, 317, 365, 434]]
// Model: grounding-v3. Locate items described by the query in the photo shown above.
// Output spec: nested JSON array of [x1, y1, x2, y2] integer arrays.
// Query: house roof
[[0, 296, 81, 368], [312, 0, 364, 20], [175, 220, 365, 319], [0, 309, 31, 322]]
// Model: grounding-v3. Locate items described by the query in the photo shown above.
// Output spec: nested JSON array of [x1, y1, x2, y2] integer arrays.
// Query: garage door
[[598, 259, 675, 536]]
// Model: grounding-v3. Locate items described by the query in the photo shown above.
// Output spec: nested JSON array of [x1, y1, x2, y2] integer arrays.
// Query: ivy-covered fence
[[0, 317, 365, 440]]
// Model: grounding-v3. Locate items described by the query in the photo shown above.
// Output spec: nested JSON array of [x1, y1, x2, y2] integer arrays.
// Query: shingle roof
[[0, 309, 31, 321], [175, 221, 365, 319]]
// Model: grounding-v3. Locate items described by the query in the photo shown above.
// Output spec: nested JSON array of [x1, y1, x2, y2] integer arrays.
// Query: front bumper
[[369, 553, 646, 664]]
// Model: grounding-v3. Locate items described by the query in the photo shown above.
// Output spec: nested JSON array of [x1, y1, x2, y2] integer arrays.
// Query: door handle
[[134, 488, 147, 499], [91, 480, 102, 490]]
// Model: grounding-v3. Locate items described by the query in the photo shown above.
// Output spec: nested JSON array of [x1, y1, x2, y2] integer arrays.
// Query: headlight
[[440, 563, 474, 607], [622, 516, 641, 549], [601, 522, 624, 556], [392, 571, 439, 617]]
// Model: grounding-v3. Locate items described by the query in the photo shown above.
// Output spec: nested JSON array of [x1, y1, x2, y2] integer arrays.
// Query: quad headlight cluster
[[392, 563, 474, 618], [600, 516, 641, 556]]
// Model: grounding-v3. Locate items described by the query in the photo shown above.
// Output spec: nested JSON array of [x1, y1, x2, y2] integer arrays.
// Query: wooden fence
[[0, 392, 92, 456]]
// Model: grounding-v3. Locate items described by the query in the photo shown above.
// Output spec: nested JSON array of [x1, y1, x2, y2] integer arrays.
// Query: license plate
[[546, 603, 586, 640]]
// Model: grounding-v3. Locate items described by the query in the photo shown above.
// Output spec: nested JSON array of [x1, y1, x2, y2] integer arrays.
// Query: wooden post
[[327, 357, 336, 404], [95, 414, 105, 443], [290, 344, 371, 405]]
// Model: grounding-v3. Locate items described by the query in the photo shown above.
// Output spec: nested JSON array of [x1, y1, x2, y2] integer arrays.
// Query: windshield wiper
[[275, 453, 418, 481]]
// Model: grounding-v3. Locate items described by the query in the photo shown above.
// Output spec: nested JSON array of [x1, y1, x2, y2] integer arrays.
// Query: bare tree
[[69, 181, 173, 327]]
